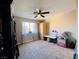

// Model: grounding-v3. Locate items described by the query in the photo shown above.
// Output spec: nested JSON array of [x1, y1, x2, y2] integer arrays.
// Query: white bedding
[[18, 40, 75, 59]]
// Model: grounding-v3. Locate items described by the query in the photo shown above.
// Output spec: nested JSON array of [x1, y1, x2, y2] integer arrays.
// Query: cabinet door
[[0, 20, 2, 33], [0, 20, 3, 46]]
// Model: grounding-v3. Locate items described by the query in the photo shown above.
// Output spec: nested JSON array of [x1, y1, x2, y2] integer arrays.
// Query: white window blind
[[22, 22, 37, 34]]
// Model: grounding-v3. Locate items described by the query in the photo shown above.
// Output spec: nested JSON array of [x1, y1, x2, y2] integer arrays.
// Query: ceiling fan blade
[[34, 12, 38, 14], [41, 14, 45, 18], [39, 10, 41, 13], [41, 12, 49, 14]]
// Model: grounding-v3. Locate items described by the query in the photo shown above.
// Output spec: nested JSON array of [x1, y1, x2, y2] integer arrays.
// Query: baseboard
[[18, 40, 38, 46]]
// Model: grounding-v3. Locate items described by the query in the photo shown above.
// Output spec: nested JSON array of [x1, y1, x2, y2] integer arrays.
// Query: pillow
[[57, 39, 66, 48]]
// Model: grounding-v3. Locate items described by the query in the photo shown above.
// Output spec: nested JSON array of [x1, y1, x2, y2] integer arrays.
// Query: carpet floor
[[18, 40, 74, 59]]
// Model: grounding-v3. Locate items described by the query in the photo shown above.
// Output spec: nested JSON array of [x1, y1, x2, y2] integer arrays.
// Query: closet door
[[39, 22, 47, 40]]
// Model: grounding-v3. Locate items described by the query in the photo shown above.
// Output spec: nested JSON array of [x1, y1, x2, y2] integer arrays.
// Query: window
[[22, 22, 37, 34]]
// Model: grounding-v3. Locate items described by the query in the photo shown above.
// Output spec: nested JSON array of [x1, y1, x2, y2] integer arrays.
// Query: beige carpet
[[18, 40, 74, 59]]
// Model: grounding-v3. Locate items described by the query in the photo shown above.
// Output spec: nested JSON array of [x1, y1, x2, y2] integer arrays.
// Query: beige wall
[[45, 10, 77, 39], [14, 17, 22, 44]]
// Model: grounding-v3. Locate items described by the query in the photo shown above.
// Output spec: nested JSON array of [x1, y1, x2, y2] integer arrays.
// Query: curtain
[[22, 21, 38, 43]]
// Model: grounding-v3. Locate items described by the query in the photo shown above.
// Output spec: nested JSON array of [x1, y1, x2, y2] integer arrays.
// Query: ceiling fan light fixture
[[34, 9, 49, 18], [35, 14, 42, 18]]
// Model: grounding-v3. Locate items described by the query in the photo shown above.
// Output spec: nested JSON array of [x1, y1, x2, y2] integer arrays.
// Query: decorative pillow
[[57, 39, 66, 48]]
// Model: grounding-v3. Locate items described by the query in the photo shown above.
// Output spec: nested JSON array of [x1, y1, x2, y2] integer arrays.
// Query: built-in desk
[[44, 35, 57, 43]]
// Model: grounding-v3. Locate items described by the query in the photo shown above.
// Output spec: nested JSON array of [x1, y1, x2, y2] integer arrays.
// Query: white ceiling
[[11, 0, 77, 19]]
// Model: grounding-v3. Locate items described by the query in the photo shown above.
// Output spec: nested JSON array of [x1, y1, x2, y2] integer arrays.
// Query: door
[[39, 22, 47, 40]]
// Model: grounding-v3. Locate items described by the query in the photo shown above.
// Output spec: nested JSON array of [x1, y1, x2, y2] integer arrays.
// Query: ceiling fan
[[33, 9, 49, 18]]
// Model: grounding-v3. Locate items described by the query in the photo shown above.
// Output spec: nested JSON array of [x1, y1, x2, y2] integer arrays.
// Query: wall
[[45, 10, 77, 39], [14, 17, 22, 44], [14, 17, 39, 44]]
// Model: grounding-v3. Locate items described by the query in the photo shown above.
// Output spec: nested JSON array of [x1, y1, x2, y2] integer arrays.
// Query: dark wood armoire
[[0, 0, 19, 59]]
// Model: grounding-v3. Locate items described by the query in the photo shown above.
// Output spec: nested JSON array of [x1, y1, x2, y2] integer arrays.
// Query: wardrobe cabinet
[[0, 0, 19, 59]]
